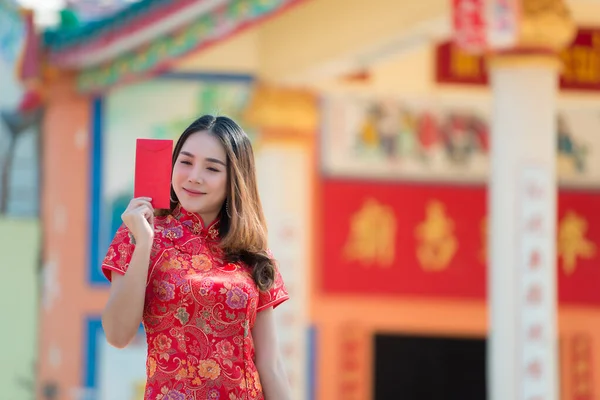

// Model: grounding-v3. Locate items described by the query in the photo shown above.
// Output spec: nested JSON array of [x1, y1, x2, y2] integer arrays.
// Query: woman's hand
[[121, 197, 154, 245]]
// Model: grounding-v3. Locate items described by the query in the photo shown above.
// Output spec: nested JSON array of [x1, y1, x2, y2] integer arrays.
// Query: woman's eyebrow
[[180, 151, 226, 166], [206, 157, 226, 166]]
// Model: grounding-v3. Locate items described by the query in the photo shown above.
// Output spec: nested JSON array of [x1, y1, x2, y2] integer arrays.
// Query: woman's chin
[[180, 200, 218, 216], [180, 201, 203, 213]]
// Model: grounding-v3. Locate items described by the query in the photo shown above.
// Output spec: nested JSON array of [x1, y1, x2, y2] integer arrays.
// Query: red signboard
[[560, 28, 600, 91], [436, 28, 600, 92], [320, 179, 600, 306], [436, 40, 489, 86]]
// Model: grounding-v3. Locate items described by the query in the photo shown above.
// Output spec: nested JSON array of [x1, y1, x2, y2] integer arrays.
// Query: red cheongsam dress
[[101, 205, 289, 400]]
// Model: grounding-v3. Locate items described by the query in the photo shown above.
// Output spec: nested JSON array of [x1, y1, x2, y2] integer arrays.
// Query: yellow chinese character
[[572, 46, 600, 84], [450, 45, 481, 78], [343, 198, 396, 267], [415, 200, 457, 271], [558, 210, 596, 275]]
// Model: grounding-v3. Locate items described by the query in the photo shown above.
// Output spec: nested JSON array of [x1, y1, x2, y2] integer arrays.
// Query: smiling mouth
[[183, 188, 206, 195]]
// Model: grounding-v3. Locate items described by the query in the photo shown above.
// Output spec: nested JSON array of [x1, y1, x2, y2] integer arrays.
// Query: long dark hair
[[157, 115, 275, 291]]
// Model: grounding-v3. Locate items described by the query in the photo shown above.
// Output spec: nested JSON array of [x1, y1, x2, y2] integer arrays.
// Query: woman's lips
[[183, 188, 205, 196]]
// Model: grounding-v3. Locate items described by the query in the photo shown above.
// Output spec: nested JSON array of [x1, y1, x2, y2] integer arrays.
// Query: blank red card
[[134, 138, 173, 209]]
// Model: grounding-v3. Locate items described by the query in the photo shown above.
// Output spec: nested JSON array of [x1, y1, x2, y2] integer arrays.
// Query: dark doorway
[[374, 333, 487, 400]]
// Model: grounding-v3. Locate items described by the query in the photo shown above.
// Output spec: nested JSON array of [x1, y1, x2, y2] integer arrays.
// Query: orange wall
[[39, 73, 108, 398]]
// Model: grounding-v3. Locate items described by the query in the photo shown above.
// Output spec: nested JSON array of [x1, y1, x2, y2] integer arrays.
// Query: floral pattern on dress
[[101, 205, 289, 400]]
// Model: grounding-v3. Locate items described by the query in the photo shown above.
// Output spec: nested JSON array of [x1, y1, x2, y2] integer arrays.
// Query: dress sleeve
[[256, 253, 290, 312], [101, 224, 136, 282]]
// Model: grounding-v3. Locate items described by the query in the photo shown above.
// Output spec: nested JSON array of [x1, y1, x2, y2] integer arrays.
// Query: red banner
[[436, 27, 600, 92], [320, 179, 600, 306]]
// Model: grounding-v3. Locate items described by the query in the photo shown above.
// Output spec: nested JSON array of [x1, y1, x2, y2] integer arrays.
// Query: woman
[[101, 115, 291, 400]]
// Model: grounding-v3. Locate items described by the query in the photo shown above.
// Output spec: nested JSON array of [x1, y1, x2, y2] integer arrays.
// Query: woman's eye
[[207, 167, 219, 172], [180, 160, 192, 165]]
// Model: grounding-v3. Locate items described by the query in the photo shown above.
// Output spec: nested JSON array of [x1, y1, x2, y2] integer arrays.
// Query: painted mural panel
[[321, 95, 600, 188]]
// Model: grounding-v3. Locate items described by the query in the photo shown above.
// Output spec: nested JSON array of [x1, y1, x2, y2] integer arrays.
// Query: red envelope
[[134, 138, 173, 209]]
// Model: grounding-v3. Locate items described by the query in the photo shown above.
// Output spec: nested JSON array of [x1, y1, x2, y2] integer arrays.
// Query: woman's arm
[[252, 307, 292, 400], [101, 197, 154, 349], [101, 242, 151, 348]]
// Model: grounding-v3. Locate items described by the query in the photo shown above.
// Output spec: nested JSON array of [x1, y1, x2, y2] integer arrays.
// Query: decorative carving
[[518, 0, 576, 52]]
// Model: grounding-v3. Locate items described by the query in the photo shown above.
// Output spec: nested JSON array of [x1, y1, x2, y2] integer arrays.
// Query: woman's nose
[[187, 168, 204, 184]]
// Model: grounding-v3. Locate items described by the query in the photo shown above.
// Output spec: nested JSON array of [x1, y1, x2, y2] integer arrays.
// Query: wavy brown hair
[[157, 115, 274, 291]]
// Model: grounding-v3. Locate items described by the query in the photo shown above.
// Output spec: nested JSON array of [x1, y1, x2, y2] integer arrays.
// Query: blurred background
[[1, 0, 599, 399]]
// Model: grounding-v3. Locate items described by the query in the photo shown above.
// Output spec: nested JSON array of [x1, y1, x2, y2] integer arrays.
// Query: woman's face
[[172, 130, 228, 224]]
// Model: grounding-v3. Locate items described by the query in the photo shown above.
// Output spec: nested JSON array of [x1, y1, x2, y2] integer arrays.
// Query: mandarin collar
[[172, 204, 220, 240]]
